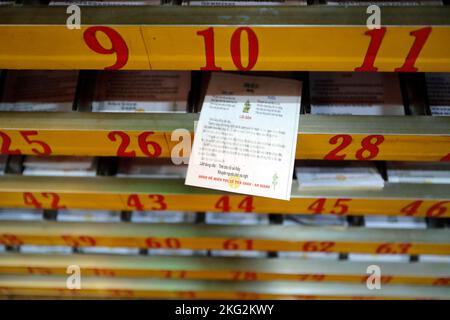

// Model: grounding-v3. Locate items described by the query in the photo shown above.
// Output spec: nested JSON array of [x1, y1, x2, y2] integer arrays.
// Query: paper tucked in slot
[[117, 158, 187, 178], [348, 253, 410, 263], [205, 212, 269, 225], [364, 216, 427, 229], [186, 73, 302, 200], [425, 73, 450, 116], [387, 161, 450, 184], [57, 210, 121, 222], [23, 156, 97, 177], [277, 251, 340, 260], [20, 245, 73, 254], [283, 214, 348, 227], [0, 70, 78, 112], [182, 0, 306, 5], [0, 208, 43, 221], [92, 71, 190, 113], [131, 211, 196, 223], [49, 0, 161, 5], [296, 161, 384, 190], [309, 72, 404, 115], [326, 0, 443, 5], [0, 155, 6, 175]]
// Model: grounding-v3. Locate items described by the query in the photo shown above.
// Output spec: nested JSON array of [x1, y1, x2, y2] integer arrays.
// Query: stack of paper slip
[[0, 155, 6, 175], [49, 0, 161, 5], [20, 245, 73, 254], [425, 73, 450, 116], [348, 253, 410, 263], [0, 70, 78, 112], [182, 0, 306, 6], [0, 1, 13, 5], [0, 209, 43, 221], [210, 250, 268, 258], [205, 212, 269, 225], [148, 248, 208, 257], [117, 158, 187, 178], [419, 255, 450, 263], [364, 216, 427, 229], [296, 161, 384, 189], [283, 214, 348, 227], [309, 72, 404, 115], [326, 0, 443, 5], [278, 251, 340, 260], [57, 210, 121, 222], [79, 247, 140, 255], [387, 162, 450, 184], [23, 156, 97, 177], [131, 211, 196, 223], [92, 71, 190, 113]]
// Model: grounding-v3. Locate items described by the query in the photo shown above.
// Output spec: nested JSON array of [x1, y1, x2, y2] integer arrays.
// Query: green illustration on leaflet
[[272, 173, 278, 189], [243, 100, 251, 113]]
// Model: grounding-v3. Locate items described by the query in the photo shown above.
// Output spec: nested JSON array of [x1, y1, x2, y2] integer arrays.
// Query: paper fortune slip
[[185, 73, 302, 200]]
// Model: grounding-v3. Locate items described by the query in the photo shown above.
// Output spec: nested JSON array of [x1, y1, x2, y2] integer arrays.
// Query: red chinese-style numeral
[[302, 241, 335, 252], [108, 131, 136, 157], [0, 234, 23, 246], [126, 194, 167, 210], [178, 291, 196, 299], [42, 192, 66, 209], [127, 194, 144, 210], [223, 239, 253, 250], [83, 26, 129, 70], [426, 201, 449, 218], [197, 27, 222, 71], [93, 269, 116, 277], [237, 196, 254, 212], [108, 131, 162, 158], [432, 278, 450, 286], [355, 135, 384, 160], [375, 243, 412, 254], [61, 235, 97, 247], [330, 199, 351, 216], [0, 131, 21, 155], [324, 135, 352, 160], [231, 272, 257, 281], [138, 132, 162, 157], [356, 27, 432, 72], [27, 267, 52, 275], [307, 198, 326, 214], [400, 201, 449, 217], [164, 270, 187, 279], [307, 198, 351, 215], [298, 274, 325, 282], [145, 237, 181, 249], [148, 195, 167, 210], [23, 192, 42, 209], [400, 200, 422, 216], [20, 131, 52, 156], [441, 153, 450, 161], [197, 27, 259, 71], [230, 27, 259, 71], [324, 134, 384, 160], [355, 28, 387, 72], [215, 196, 231, 212], [395, 27, 432, 72], [23, 192, 65, 209]]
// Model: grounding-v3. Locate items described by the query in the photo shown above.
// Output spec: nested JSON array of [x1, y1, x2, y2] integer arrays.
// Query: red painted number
[[324, 134, 384, 160], [145, 237, 181, 249], [61, 235, 97, 247], [20, 131, 52, 156], [198, 27, 259, 71], [307, 198, 351, 215], [223, 239, 253, 250], [0, 234, 23, 246], [375, 243, 412, 254], [23, 192, 66, 209], [83, 26, 129, 70], [214, 196, 254, 212], [356, 27, 432, 72], [0, 131, 21, 155], [126, 194, 167, 211], [108, 131, 161, 158], [302, 241, 335, 252], [400, 201, 448, 217]]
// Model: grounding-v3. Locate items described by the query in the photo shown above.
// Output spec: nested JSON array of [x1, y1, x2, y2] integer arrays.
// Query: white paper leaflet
[[296, 161, 384, 189], [387, 161, 450, 184], [186, 73, 302, 200], [309, 72, 404, 115]]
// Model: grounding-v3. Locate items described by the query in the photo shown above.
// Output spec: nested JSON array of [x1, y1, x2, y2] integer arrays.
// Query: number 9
[[83, 26, 129, 70]]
